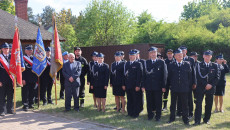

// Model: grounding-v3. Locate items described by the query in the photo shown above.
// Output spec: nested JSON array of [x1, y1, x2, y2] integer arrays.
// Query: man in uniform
[[167, 49, 195, 125], [0, 43, 14, 116], [178, 46, 196, 118], [57, 51, 69, 99], [22, 45, 38, 111], [193, 50, 220, 125], [122, 50, 142, 118], [163, 49, 174, 111], [40, 47, 53, 105], [74, 47, 88, 107], [142, 47, 167, 121], [119, 51, 126, 62], [190, 52, 200, 68]]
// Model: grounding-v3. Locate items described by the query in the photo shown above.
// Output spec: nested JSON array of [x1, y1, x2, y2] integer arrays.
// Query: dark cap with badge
[[25, 45, 33, 50], [179, 45, 187, 50], [97, 53, 104, 58], [148, 46, 158, 52], [133, 49, 140, 54], [167, 49, 173, 54], [45, 47, 51, 52], [74, 47, 81, 51], [91, 51, 98, 57], [190, 51, 199, 56], [129, 50, 137, 55], [174, 48, 182, 54], [216, 53, 224, 59], [114, 51, 122, 56], [1, 42, 9, 48], [203, 50, 213, 55]]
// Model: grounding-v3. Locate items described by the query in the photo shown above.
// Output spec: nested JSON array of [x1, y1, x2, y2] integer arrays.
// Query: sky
[[28, 0, 194, 23]]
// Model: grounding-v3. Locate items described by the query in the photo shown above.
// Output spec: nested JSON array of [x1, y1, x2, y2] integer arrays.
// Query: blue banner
[[32, 28, 47, 76]]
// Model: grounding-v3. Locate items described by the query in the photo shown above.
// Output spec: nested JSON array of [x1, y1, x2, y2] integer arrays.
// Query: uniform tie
[[178, 63, 181, 68]]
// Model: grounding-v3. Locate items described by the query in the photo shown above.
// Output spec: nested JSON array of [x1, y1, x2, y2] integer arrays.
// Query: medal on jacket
[[144, 60, 154, 75]]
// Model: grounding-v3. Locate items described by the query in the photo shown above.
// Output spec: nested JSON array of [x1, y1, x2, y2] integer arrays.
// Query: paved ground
[[0, 109, 117, 130]]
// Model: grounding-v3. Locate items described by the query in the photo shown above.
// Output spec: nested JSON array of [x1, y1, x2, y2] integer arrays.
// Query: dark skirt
[[94, 86, 107, 98], [113, 85, 125, 96], [89, 86, 94, 93], [214, 85, 225, 96]]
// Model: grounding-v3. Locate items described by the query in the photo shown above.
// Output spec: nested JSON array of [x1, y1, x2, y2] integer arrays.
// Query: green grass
[[15, 74, 230, 129]]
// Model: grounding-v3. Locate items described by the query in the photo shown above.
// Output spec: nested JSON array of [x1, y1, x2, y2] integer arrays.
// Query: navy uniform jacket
[[0, 54, 12, 84], [216, 64, 229, 86], [91, 63, 110, 87], [143, 59, 168, 91], [40, 57, 52, 81], [123, 61, 142, 89], [62, 61, 82, 87], [195, 61, 220, 94], [22, 55, 38, 83], [184, 56, 197, 87], [87, 61, 97, 83], [75, 56, 88, 78], [168, 61, 194, 92], [110, 61, 125, 86]]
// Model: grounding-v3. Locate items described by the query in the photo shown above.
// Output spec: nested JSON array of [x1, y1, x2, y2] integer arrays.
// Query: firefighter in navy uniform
[[87, 51, 98, 108], [142, 47, 168, 121], [193, 50, 220, 126], [22, 45, 38, 111], [134, 49, 145, 114], [74, 47, 89, 107], [0, 43, 14, 116], [40, 47, 53, 105], [122, 50, 142, 118], [110, 51, 126, 113], [163, 49, 175, 111], [167, 49, 196, 126], [177, 46, 197, 119], [120, 51, 127, 62]]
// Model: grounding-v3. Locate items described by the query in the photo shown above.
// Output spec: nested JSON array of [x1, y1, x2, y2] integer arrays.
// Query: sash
[[23, 55, 33, 66], [47, 60, 51, 66], [0, 54, 14, 82]]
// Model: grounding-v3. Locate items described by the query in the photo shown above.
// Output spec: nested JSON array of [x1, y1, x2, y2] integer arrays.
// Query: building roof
[[0, 9, 65, 42]]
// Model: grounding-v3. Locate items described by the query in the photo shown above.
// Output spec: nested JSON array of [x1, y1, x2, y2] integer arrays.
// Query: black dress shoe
[[0, 112, 5, 116], [7, 111, 16, 115], [48, 101, 54, 104], [64, 109, 70, 112], [155, 118, 161, 122], [148, 117, 153, 120], [167, 120, 175, 123], [113, 106, 117, 110], [60, 97, 64, 99], [23, 106, 28, 111], [193, 122, 200, 126], [43, 102, 47, 106], [29, 105, 34, 109]]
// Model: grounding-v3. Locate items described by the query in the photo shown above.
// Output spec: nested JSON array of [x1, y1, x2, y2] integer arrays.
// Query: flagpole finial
[[38, 16, 42, 27], [14, 15, 18, 28]]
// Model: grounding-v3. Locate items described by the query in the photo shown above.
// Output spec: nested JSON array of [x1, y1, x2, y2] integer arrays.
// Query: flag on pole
[[9, 27, 25, 86], [50, 16, 63, 78], [32, 28, 47, 76]]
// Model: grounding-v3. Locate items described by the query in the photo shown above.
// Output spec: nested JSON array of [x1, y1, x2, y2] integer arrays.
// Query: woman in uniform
[[91, 53, 110, 112], [110, 51, 126, 114], [214, 54, 229, 113], [88, 52, 98, 108]]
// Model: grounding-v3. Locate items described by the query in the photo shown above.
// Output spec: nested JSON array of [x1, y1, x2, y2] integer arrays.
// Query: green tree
[[137, 10, 153, 25], [181, 0, 224, 20], [40, 6, 56, 28], [28, 7, 39, 25], [75, 0, 136, 46], [0, 0, 15, 15]]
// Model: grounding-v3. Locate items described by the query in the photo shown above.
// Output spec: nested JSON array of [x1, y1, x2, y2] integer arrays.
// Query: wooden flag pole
[[38, 77, 40, 108], [13, 79, 16, 113], [55, 76, 57, 105]]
